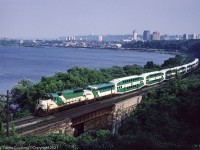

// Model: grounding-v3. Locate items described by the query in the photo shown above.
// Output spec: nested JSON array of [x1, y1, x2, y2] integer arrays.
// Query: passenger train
[[35, 58, 199, 116]]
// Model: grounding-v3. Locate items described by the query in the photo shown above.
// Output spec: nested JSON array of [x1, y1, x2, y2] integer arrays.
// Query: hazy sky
[[0, 0, 200, 39]]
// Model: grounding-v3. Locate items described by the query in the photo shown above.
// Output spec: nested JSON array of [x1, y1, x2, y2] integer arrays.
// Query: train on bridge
[[35, 58, 199, 116]]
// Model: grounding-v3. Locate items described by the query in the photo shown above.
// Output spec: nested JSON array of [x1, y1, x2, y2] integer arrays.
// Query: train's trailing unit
[[36, 58, 199, 116]]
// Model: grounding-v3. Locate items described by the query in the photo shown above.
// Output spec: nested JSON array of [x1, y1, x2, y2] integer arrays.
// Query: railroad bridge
[[72, 96, 142, 136], [15, 95, 142, 136]]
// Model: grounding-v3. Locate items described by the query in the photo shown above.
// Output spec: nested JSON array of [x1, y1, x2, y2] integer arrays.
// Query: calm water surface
[[0, 46, 173, 94]]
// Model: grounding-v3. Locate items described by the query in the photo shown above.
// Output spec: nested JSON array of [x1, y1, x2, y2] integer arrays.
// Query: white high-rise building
[[98, 35, 103, 42], [133, 30, 137, 41]]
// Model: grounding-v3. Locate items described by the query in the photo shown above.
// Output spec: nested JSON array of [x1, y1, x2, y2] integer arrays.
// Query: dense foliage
[[0, 130, 117, 150], [122, 39, 200, 53]]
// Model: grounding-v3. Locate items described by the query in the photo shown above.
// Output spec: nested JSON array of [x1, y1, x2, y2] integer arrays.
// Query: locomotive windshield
[[42, 94, 51, 100], [86, 87, 92, 91]]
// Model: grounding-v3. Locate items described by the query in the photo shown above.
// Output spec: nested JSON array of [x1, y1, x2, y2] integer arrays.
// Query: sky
[[0, 0, 200, 39]]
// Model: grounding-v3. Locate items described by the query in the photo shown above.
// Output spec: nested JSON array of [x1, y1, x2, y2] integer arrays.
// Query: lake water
[[0, 46, 173, 94]]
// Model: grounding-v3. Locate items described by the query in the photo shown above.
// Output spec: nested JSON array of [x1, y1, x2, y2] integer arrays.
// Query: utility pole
[[6, 90, 10, 137], [0, 90, 12, 137]]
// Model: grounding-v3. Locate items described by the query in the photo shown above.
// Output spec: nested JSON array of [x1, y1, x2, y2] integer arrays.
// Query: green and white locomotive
[[36, 58, 199, 116], [36, 83, 115, 115]]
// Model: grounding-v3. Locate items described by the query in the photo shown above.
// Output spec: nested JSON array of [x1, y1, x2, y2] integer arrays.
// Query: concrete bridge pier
[[112, 96, 142, 134]]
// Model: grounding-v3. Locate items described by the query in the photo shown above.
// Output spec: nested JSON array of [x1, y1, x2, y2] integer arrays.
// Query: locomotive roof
[[62, 88, 84, 94]]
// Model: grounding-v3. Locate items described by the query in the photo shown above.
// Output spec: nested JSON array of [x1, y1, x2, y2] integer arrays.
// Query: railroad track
[[14, 116, 38, 127]]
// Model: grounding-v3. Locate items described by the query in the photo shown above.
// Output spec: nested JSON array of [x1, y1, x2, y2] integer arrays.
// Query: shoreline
[[0, 45, 178, 55]]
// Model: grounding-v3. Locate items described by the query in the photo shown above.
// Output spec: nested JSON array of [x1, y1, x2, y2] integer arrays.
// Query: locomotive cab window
[[42, 94, 51, 99]]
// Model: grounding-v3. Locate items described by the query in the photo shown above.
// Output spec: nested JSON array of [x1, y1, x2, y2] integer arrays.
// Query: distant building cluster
[[1, 30, 200, 50], [131, 30, 200, 42], [132, 30, 161, 41], [66, 36, 76, 41], [2, 30, 200, 47], [183, 33, 200, 40]]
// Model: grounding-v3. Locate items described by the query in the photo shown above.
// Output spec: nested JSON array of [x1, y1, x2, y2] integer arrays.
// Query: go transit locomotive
[[35, 58, 199, 116]]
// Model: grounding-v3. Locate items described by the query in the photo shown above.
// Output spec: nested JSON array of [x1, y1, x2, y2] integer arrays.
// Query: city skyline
[[0, 0, 200, 39]]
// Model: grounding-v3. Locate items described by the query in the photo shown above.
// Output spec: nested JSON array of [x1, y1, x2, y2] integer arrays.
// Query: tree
[[9, 121, 19, 138], [144, 61, 159, 70], [123, 65, 143, 76], [11, 79, 33, 107], [0, 121, 5, 137], [77, 130, 116, 150], [161, 55, 183, 68]]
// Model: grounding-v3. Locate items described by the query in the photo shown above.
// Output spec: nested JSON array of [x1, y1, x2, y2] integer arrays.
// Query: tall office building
[[143, 30, 151, 41], [183, 34, 188, 40], [133, 30, 138, 41], [152, 31, 160, 40]]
